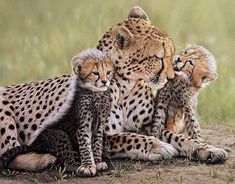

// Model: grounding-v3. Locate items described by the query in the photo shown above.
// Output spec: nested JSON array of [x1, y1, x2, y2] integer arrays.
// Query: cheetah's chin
[[175, 71, 189, 79], [149, 81, 167, 90], [87, 86, 108, 92]]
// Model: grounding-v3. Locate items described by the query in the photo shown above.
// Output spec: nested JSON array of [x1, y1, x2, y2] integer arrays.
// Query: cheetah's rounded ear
[[202, 72, 218, 83], [192, 71, 218, 88], [128, 6, 150, 24], [111, 26, 134, 49], [71, 56, 83, 75]]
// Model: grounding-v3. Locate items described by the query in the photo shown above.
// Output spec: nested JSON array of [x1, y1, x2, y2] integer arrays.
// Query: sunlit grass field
[[0, 0, 234, 126]]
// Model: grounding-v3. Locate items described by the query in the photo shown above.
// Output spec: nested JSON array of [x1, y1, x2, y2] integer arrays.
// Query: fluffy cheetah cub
[[151, 44, 218, 140], [0, 48, 114, 176]]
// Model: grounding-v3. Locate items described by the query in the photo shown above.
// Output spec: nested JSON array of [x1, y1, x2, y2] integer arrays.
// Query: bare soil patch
[[0, 124, 234, 184]]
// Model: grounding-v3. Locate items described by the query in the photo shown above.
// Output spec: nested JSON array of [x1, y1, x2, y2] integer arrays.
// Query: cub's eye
[[92, 71, 99, 76], [183, 50, 187, 55], [188, 60, 193, 65], [107, 70, 112, 75]]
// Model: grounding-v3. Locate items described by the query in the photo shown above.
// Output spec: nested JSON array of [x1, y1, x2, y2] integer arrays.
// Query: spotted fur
[[150, 45, 228, 163], [0, 7, 229, 172], [0, 48, 113, 176], [96, 7, 228, 164]]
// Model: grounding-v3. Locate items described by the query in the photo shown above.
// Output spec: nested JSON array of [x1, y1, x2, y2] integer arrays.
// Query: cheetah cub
[[0, 48, 114, 176], [151, 44, 218, 140]]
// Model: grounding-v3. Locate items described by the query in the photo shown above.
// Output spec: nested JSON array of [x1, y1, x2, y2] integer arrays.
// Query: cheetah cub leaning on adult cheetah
[[151, 44, 218, 142], [150, 44, 229, 163], [0, 48, 114, 176], [152, 45, 217, 143]]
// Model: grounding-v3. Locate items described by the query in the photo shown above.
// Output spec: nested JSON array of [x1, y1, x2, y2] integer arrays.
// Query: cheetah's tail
[[8, 153, 57, 171]]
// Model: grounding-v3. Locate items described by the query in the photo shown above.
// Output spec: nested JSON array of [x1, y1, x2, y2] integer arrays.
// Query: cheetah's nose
[[174, 66, 180, 71], [174, 57, 181, 64], [101, 80, 108, 85], [173, 57, 181, 71]]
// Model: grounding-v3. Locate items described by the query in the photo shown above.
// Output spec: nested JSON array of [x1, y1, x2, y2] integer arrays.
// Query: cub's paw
[[149, 138, 178, 161], [76, 164, 96, 177], [96, 162, 108, 171], [193, 145, 229, 164]]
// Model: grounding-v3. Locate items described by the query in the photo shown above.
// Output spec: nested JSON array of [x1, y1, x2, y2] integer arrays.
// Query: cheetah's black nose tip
[[174, 57, 181, 64], [174, 66, 180, 71], [101, 80, 108, 85]]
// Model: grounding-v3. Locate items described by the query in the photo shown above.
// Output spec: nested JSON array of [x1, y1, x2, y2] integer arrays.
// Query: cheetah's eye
[[107, 70, 112, 75], [92, 71, 99, 76], [184, 50, 187, 55]]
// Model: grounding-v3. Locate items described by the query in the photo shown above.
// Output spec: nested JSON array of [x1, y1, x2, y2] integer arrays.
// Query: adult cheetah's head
[[97, 6, 175, 89]]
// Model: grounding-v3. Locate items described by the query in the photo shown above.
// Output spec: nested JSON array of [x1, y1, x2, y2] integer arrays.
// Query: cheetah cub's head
[[174, 44, 218, 88], [71, 48, 114, 92]]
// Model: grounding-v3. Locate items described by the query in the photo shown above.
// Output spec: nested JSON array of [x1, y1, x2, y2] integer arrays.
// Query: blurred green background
[[0, 0, 234, 126]]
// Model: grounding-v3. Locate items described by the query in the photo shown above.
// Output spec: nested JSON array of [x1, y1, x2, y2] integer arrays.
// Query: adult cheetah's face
[[174, 44, 218, 88], [97, 7, 175, 89]]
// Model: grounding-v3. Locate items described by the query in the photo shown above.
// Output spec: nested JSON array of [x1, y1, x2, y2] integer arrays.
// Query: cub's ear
[[71, 56, 82, 75], [192, 70, 218, 88], [128, 6, 150, 24], [202, 72, 218, 83], [111, 26, 134, 49]]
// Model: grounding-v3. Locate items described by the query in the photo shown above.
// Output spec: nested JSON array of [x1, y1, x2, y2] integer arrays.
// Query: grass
[[0, 156, 234, 183], [1, 169, 17, 177], [54, 166, 68, 181], [0, 0, 234, 126]]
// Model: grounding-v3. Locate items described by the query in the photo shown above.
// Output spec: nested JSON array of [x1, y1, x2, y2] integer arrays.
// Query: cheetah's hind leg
[[0, 145, 32, 170], [31, 129, 80, 172]]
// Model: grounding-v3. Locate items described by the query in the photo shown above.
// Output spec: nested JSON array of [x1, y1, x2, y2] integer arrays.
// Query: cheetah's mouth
[[79, 81, 109, 92], [97, 82, 110, 89]]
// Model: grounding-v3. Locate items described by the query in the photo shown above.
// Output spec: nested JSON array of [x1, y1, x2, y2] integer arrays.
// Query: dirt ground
[[0, 124, 234, 184]]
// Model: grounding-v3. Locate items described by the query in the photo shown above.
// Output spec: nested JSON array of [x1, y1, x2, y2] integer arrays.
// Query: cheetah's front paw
[[96, 162, 108, 171], [76, 164, 96, 177], [149, 139, 178, 161], [193, 145, 229, 164]]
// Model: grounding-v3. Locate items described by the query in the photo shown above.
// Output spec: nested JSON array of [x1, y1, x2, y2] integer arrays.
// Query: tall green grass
[[0, 0, 234, 126]]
